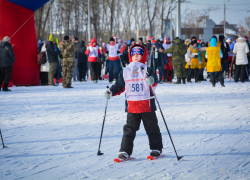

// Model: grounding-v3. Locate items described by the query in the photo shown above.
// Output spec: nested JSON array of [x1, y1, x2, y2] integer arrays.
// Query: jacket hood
[[79, 40, 85, 48], [129, 44, 148, 64], [175, 39, 183, 44], [237, 37, 247, 43], [210, 38, 217, 47], [90, 39, 97, 47], [0, 41, 10, 48]]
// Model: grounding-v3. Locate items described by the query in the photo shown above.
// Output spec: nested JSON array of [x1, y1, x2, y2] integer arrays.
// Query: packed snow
[[0, 80, 250, 180]]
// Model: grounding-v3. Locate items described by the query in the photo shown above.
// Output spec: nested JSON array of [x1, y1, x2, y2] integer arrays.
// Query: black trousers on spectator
[[120, 112, 163, 156], [235, 65, 246, 82], [88, 62, 98, 81], [40, 72, 49, 85], [211, 71, 224, 86], [187, 67, 199, 82], [0, 66, 13, 89], [78, 62, 88, 81], [97, 62, 102, 79]]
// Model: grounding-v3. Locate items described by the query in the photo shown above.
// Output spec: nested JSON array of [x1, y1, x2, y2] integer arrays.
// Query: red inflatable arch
[[0, 0, 49, 86]]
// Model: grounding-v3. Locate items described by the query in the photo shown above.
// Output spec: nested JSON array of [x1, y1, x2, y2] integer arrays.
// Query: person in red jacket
[[105, 44, 163, 160], [102, 37, 126, 84], [85, 38, 102, 83]]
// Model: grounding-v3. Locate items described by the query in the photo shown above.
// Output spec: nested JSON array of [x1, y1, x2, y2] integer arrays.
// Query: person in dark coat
[[77, 41, 88, 82], [154, 40, 169, 82], [0, 36, 15, 91], [46, 35, 61, 86], [219, 35, 230, 76]]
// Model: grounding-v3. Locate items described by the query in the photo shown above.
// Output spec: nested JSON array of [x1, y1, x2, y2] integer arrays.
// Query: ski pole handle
[[141, 67, 150, 78], [106, 86, 111, 94]]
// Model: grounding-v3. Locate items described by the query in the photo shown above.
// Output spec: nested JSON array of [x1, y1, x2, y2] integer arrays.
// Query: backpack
[[37, 52, 47, 64]]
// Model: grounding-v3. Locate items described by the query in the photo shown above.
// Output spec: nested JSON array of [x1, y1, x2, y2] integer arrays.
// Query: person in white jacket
[[40, 42, 50, 85], [233, 35, 250, 83]]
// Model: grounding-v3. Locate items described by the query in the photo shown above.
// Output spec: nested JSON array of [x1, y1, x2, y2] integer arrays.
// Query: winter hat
[[244, 36, 248, 41], [3, 36, 10, 42], [74, 37, 78, 41], [226, 39, 232, 43], [197, 40, 201, 43], [166, 36, 171, 40], [64, 35, 69, 41], [212, 35, 217, 42], [228, 37, 232, 40], [219, 35, 225, 42], [110, 37, 115, 41], [90, 38, 97, 47], [149, 37, 154, 40], [191, 36, 197, 40], [191, 40, 197, 45], [131, 38, 135, 42], [151, 40, 156, 44], [131, 46, 144, 57], [123, 41, 128, 44], [113, 36, 117, 39], [139, 37, 143, 41], [118, 39, 122, 42], [102, 42, 106, 45], [49, 35, 56, 42]]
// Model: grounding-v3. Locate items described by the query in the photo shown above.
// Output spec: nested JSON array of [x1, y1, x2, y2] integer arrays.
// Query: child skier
[[104, 44, 163, 160]]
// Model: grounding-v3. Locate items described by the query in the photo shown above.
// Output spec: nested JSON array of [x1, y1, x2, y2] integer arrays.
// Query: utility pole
[[50, 0, 53, 34], [176, 0, 181, 38], [170, 0, 173, 40], [141, 0, 143, 41], [224, 3, 226, 37], [88, 0, 91, 41]]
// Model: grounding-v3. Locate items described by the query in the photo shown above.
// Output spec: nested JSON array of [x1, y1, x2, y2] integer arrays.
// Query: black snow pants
[[120, 112, 163, 156]]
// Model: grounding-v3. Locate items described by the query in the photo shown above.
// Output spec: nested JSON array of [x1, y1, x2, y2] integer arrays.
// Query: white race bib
[[123, 62, 151, 101]]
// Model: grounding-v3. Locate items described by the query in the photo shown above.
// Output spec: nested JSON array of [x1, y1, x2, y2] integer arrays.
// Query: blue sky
[[180, 0, 250, 26]]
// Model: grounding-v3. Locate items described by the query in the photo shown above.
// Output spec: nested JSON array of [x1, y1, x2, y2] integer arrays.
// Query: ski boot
[[118, 152, 129, 160], [150, 150, 162, 157]]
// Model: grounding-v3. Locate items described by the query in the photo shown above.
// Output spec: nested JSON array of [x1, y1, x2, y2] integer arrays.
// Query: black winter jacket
[[154, 42, 169, 68], [77, 41, 88, 63], [0, 42, 15, 67], [46, 41, 61, 63]]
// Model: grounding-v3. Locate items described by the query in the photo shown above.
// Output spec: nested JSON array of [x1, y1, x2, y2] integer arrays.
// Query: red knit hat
[[244, 36, 248, 41]]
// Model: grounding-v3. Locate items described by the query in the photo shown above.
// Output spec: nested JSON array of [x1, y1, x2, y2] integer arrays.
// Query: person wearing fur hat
[[105, 44, 163, 160], [233, 35, 250, 83], [59, 35, 79, 88], [0, 36, 15, 91], [102, 37, 126, 83]]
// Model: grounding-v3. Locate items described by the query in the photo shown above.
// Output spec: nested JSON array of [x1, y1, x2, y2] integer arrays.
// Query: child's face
[[132, 54, 142, 62]]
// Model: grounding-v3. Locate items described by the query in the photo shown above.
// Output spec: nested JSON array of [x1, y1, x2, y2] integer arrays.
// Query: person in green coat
[[159, 38, 187, 84]]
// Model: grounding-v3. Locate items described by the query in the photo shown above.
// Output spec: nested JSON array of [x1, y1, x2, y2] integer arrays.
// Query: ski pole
[[141, 67, 183, 161], [0, 128, 7, 149], [97, 86, 111, 156]]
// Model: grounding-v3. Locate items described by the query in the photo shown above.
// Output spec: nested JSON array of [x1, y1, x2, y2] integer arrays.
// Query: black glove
[[117, 51, 120, 54], [194, 55, 198, 58], [106, 51, 109, 54]]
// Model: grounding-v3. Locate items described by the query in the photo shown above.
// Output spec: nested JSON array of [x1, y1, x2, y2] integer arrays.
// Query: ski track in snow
[[0, 80, 250, 180]]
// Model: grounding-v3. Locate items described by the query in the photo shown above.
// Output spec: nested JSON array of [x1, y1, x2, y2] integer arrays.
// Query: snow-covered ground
[[0, 80, 250, 180]]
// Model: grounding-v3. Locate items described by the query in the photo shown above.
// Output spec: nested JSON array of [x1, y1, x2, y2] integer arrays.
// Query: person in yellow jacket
[[184, 39, 191, 79], [198, 42, 207, 81], [206, 37, 225, 87], [187, 40, 200, 83]]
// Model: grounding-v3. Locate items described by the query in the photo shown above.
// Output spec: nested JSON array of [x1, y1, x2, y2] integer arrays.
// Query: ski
[[114, 157, 135, 163], [147, 154, 165, 160]]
